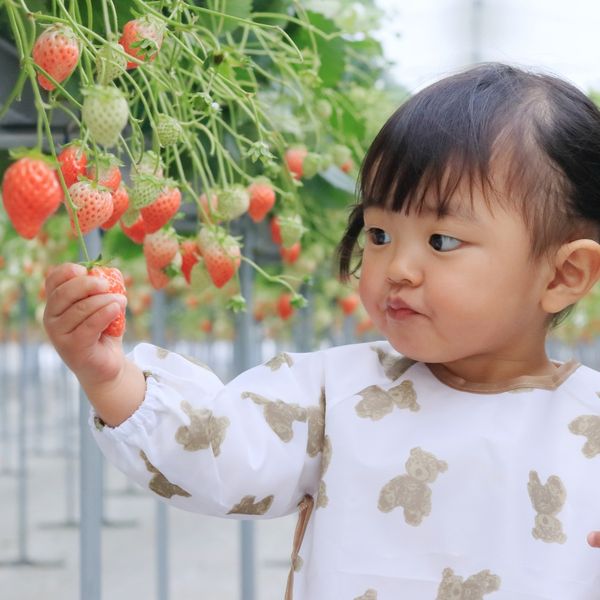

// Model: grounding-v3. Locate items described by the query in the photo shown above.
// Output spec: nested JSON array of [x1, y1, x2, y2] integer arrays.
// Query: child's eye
[[429, 234, 461, 252], [366, 227, 391, 245]]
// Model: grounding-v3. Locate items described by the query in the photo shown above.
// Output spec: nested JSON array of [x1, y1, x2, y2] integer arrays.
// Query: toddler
[[44, 63, 600, 599]]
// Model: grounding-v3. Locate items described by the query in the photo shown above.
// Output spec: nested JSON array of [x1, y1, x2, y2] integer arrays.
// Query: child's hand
[[43, 262, 127, 390], [588, 532, 600, 548]]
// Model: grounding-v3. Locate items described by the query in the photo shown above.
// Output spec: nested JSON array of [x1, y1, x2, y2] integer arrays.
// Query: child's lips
[[385, 297, 420, 320]]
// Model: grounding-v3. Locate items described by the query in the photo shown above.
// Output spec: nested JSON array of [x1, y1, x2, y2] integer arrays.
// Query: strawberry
[[137, 151, 164, 177], [141, 185, 181, 233], [87, 156, 122, 192], [217, 185, 249, 221], [81, 85, 129, 148], [302, 153, 321, 179], [339, 293, 360, 315], [88, 266, 126, 336], [1, 157, 63, 239], [280, 241, 301, 264], [331, 144, 352, 167], [32, 24, 80, 91], [95, 42, 127, 85], [143, 229, 179, 269], [247, 180, 275, 223], [147, 264, 170, 290], [315, 99, 332, 120], [156, 114, 183, 146], [120, 208, 146, 243], [119, 16, 165, 70], [276, 293, 294, 320], [198, 192, 220, 223], [101, 184, 129, 230], [58, 145, 87, 187], [278, 213, 304, 247], [340, 159, 353, 174], [131, 173, 164, 209], [270, 216, 282, 245], [200, 319, 213, 334], [180, 239, 201, 284], [197, 227, 241, 288], [66, 180, 113, 235], [284, 147, 308, 180]]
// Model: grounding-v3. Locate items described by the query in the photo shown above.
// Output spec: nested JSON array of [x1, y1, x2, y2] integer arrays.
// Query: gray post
[[232, 217, 259, 600], [152, 289, 169, 600], [79, 229, 103, 600], [0, 326, 12, 474]]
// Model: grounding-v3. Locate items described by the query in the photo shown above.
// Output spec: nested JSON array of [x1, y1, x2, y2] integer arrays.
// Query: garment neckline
[[424, 359, 581, 394]]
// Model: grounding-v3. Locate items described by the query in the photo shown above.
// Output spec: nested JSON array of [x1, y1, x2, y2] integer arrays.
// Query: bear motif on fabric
[[378, 447, 447, 526], [305, 388, 326, 457], [241, 391, 307, 442], [355, 380, 419, 420], [317, 434, 332, 509], [372, 346, 416, 380], [227, 494, 274, 515], [140, 450, 192, 499], [265, 352, 294, 371], [436, 567, 501, 599], [354, 590, 378, 600], [175, 401, 230, 456], [568, 414, 600, 458], [527, 470, 567, 544]]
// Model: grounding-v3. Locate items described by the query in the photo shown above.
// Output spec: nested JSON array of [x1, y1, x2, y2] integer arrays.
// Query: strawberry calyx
[[8, 147, 58, 168]]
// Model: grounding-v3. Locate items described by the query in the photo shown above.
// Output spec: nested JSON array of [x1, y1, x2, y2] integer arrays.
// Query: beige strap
[[284, 494, 314, 600]]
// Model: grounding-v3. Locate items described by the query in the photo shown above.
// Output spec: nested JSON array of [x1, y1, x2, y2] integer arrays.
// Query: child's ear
[[541, 239, 600, 314]]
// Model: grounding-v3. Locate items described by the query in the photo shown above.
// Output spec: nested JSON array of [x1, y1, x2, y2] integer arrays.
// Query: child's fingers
[[44, 262, 87, 296], [45, 272, 109, 319], [55, 293, 126, 336], [587, 531, 600, 547], [70, 301, 124, 346]]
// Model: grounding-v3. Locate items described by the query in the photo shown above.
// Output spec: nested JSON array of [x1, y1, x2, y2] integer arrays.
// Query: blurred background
[[1, 1, 599, 599]]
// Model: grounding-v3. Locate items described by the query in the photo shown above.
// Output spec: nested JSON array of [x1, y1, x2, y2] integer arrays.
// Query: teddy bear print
[[378, 447, 448, 526], [227, 494, 274, 515], [140, 450, 192, 499], [175, 401, 230, 456], [372, 346, 416, 380], [305, 388, 326, 457], [241, 391, 307, 442], [354, 590, 378, 600], [436, 567, 501, 599], [355, 380, 419, 420], [317, 434, 332, 509], [265, 352, 294, 371], [527, 470, 567, 544], [568, 414, 600, 458]]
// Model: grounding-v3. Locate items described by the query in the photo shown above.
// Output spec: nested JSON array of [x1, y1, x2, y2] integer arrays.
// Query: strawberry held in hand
[[32, 24, 80, 91], [88, 266, 126, 336], [66, 180, 113, 235], [197, 226, 241, 288], [1, 156, 63, 239]]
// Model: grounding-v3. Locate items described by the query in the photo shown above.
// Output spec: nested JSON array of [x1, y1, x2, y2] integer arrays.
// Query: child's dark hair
[[338, 62, 600, 324]]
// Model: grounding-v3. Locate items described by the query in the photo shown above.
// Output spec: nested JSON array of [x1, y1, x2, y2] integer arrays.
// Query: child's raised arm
[[43, 262, 146, 426]]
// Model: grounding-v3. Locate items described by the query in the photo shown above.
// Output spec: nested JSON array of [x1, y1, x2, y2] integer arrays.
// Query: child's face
[[359, 184, 555, 368]]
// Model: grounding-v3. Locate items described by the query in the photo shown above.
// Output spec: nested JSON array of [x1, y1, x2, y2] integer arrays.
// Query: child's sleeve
[[89, 342, 326, 519]]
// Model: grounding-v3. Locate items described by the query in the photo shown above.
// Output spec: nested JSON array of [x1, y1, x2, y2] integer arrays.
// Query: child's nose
[[385, 250, 423, 286]]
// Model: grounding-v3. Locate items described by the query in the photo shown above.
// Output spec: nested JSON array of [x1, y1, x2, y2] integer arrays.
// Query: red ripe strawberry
[[32, 25, 80, 91], [284, 147, 308, 180], [247, 180, 276, 222], [180, 239, 201, 284], [87, 156, 122, 192], [141, 186, 181, 233], [277, 293, 294, 320], [120, 210, 146, 244], [280, 241, 301, 264], [270, 216, 282, 245], [143, 229, 179, 269], [1, 157, 63, 239], [119, 16, 164, 70], [339, 293, 360, 316], [58, 145, 87, 187], [200, 319, 213, 334], [88, 266, 126, 336], [146, 264, 170, 290], [66, 180, 113, 235], [197, 227, 241, 289], [199, 192, 220, 223], [340, 159, 353, 174], [101, 184, 129, 230]]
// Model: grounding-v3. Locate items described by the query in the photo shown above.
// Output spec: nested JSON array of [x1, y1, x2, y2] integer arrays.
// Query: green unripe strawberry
[[278, 213, 304, 248], [156, 114, 183, 146], [131, 173, 164, 209], [217, 185, 249, 221], [95, 42, 127, 85], [302, 153, 321, 179], [315, 99, 332, 120], [331, 144, 352, 167], [82, 85, 129, 148]]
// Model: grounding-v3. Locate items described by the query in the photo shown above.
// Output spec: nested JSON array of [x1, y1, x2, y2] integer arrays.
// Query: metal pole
[[152, 289, 169, 600], [0, 325, 12, 474], [232, 217, 259, 600]]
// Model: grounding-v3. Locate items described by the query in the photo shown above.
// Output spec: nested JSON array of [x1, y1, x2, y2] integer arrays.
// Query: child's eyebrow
[[420, 201, 479, 223]]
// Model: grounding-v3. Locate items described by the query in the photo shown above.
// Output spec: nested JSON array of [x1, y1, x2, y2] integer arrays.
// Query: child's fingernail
[[113, 294, 127, 306]]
